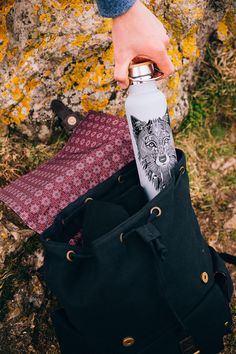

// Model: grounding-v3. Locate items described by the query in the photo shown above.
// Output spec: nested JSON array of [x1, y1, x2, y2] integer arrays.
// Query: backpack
[[40, 149, 234, 354]]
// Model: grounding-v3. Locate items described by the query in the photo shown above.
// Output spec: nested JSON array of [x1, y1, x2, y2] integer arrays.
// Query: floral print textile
[[0, 111, 134, 233]]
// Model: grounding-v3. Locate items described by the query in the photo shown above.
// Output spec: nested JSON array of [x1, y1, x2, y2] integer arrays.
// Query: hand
[[112, 0, 174, 88]]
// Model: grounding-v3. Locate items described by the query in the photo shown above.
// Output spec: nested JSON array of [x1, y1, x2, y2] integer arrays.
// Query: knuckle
[[158, 43, 166, 53], [163, 35, 170, 46], [165, 66, 175, 76], [114, 72, 124, 82]]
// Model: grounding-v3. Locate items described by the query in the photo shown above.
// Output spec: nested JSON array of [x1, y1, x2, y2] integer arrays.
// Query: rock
[[221, 157, 236, 175], [0, 0, 234, 138], [37, 124, 52, 142], [212, 157, 225, 170], [224, 214, 236, 230], [212, 157, 236, 174], [0, 122, 9, 137]]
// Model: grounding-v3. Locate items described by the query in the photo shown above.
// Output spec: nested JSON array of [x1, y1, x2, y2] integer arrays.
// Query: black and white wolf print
[[131, 110, 177, 193]]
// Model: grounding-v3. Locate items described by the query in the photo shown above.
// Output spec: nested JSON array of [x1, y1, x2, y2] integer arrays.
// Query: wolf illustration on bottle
[[131, 110, 177, 193]]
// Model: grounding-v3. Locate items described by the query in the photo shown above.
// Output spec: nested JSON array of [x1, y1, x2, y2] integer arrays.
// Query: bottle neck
[[128, 80, 158, 95]]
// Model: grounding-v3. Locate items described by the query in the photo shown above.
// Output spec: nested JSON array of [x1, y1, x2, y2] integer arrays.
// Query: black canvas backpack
[[40, 149, 234, 354]]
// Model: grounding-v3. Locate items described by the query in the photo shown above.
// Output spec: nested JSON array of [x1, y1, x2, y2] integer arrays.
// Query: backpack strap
[[218, 252, 236, 266]]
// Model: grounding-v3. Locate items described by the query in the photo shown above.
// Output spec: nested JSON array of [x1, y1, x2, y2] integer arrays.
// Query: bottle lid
[[128, 61, 163, 84]]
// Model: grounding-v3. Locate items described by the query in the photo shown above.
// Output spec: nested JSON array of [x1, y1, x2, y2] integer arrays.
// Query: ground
[[0, 36, 235, 353]]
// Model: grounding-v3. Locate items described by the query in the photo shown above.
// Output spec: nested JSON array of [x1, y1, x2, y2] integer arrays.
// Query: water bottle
[[125, 61, 177, 200]]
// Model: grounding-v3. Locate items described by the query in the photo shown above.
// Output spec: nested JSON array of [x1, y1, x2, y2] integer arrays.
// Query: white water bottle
[[125, 61, 177, 200]]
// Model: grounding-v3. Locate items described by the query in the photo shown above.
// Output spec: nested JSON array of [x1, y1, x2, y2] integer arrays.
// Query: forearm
[[95, 0, 137, 18]]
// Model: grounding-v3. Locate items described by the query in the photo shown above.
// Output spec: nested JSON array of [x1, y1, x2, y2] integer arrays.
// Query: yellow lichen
[[39, 13, 52, 23], [167, 93, 177, 107], [167, 72, 180, 91], [217, 21, 229, 42], [181, 27, 199, 60], [49, 0, 84, 12], [166, 53, 182, 117], [12, 87, 22, 101], [1, 76, 39, 124], [6, 46, 18, 61], [168, 40, 182, 70], [101, 45, 114, 65], [0, 0, 16, 63], [117, 110, 125, 118], [96, 18, 112, 34], [170, 117, 178, 129], [81, 95, 109, 112], [194, 8, 204, 20], [0, 231, 8, 240], [33, 4, 40, 13], [71, 35, 91, 47]]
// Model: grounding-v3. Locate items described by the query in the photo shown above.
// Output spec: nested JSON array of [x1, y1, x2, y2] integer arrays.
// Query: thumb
[[114, 58, 131, 89]]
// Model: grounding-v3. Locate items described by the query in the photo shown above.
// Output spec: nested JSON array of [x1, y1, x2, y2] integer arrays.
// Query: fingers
[[150, 45, 174, 78], [113, 37, 173, 88], [114, 56, 133, 89]]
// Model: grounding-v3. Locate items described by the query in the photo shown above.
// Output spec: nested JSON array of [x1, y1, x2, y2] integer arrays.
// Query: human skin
[[112, 0, 174, 88]]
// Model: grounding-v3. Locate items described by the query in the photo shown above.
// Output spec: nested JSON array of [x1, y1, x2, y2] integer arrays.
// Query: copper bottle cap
[[128, 61, 163, 84]]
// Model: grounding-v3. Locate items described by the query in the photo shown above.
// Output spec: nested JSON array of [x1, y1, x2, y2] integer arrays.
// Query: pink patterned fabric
[[0, 111, 134, 233]]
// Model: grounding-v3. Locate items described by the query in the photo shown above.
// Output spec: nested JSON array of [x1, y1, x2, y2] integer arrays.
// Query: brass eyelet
[[61, 219, 65, 225], [66, 115, 77, 126], [84, 197, 93, 204], [200, 272, 209, 284], [66, 250, 76, 262], [179, 166, 185, 175], [150, 206, 162, 217], [122, 337, 135, 347], [118, 175, 124, 184], [119, 233, 124, 243]]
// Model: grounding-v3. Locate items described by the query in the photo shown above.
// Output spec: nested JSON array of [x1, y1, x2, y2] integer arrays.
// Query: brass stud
[[84, 197, 93, 204], [150, 206, 162, 217], [179, 166, 185, 175], [45, 237, 50, 242], [61, 219, 65, 225], [67, 115, 77, 126], [66, 250, 76, 262], [200, 272, 209, 284], [119, 233, 124, 243], [122, 337, 135, 347], [224, 321, 229, 327], [193, 351, 200, 354], [118, 175, 124, 184]]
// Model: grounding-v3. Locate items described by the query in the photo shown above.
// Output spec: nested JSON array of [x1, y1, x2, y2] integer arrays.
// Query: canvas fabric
[[40, 149, 233, 354]]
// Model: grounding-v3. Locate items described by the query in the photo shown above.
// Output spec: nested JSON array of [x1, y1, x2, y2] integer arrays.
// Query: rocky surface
[[0, 123, 236, 352], [0, 0, 234, 140], [0, 1, 235, 353]]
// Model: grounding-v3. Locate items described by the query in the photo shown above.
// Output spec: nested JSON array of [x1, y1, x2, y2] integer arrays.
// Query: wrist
[[112, 0, 141, 22]]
